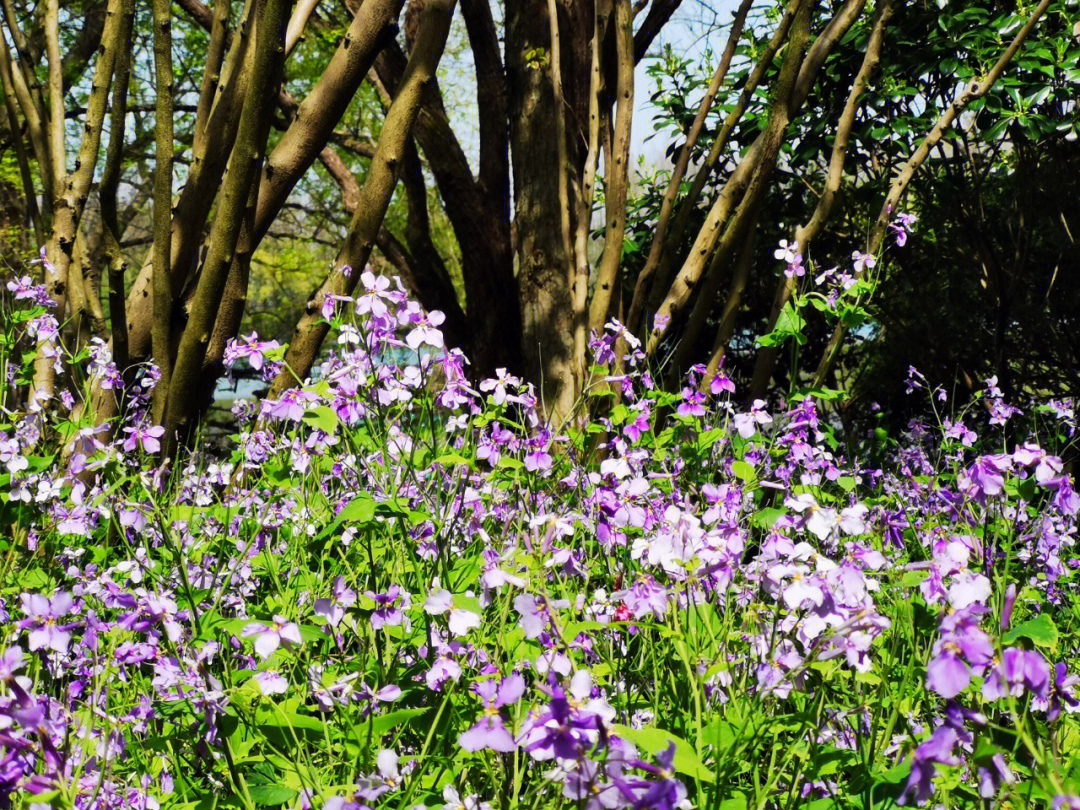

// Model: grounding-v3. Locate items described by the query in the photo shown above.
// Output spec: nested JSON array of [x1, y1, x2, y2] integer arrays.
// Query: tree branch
[[100, 0, 134, 375], [748, 0, 891, 399], [632, 0, 682, 61], [150, 0, 176, 421], [271, 0, 457, 396], [646, 0, 811, 357], [625, 0, 753, 334], [812, 0, 1053, 387], [460, 0, 508, 207], [588, 0, 634, 332], [163, 0, 291, 449]]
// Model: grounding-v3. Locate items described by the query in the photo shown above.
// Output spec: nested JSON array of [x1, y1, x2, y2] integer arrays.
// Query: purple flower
[[977, 753, 1015, 798], [355, 749, 404, 801], [616, 577, 669, 620], [357, 682, 402, 714], [0, 645, 25, 683], [613, 743, 688, 810], [899, 726, 959, 805], [774, 240, 804, 278], [525, 446, 553, 473], [518, 672, 614, 761], [19, 592, 75, 654], [926, 606, 993, 699], [710, 370, 735, 396], [459, 673, 525, 752], [1037, 663, 1080, 721], [676, 388, 705, 418], [253, 670, 289, 696], [852, 251, 876, 274], [890, 212, 916, 246], [367, 585, 406, 629], [983, 648, 1050, 702], [1000, 583, 1017, 631], [959, 454, 1011, 502], [314, 576, 357, 628], [223, 332, 282, 371], [242, 615, 303, 659], [122, 424, 166, 454], [261, 388, 317, 422]]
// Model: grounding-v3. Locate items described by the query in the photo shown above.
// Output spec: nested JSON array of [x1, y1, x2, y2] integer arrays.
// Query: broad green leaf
[[371, 707, 430, 737], [1003, 613, 1058, 650], [611, 724, 714, 783], [248, 785, 297, 806], [732, 460, 756, 482], [316, 495, 377, 542], [302, 406, 339, 435]]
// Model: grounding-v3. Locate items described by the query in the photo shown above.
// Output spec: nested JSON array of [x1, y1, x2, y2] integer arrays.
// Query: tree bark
[[162, 0, 291, 451], [150, 0, 176, 422], [506, 0, 592, 420]]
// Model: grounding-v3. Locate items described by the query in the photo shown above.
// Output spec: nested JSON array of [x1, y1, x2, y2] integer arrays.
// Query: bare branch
[[285, 0, 323, 56], [646, 0, 812, 357], [460, 0, 508, 204], [633, 0, 682, 61], [748, 0, 891, 400], [630, 0, 801, 333]]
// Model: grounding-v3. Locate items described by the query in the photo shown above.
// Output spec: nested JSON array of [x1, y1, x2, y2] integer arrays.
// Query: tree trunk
[[506, 0, 592, 420]]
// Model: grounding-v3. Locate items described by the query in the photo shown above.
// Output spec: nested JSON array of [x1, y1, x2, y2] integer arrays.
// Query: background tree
[[0, 0, 1076, 452]]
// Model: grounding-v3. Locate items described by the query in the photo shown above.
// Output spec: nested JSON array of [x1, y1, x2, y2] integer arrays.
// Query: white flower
[[254, 670, 289, 696]]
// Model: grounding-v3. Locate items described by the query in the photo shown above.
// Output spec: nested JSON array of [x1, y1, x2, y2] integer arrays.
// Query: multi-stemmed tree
[[0, 0, 1069, 452]]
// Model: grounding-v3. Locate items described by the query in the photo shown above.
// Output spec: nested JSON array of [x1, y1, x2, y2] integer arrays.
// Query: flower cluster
[[1, 258, 1079, 810]]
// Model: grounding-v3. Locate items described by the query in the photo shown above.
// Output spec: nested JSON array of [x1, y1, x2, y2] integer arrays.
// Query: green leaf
[[254, 704, 325, 734], [370, 707, 430, 737], [697, 428, 725, 453], [316, 495, 377, 542], [434, 452, 473, 468], [752, 508, 786, 530], [302, 406, 339, 435], [732, 460, 756, 482], [611, 724, 714, 783], [901, 570, 929, 588], [1002, 613, 1058, 650], [701, 719, 738, 749], [248, 785, 297, 806]]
